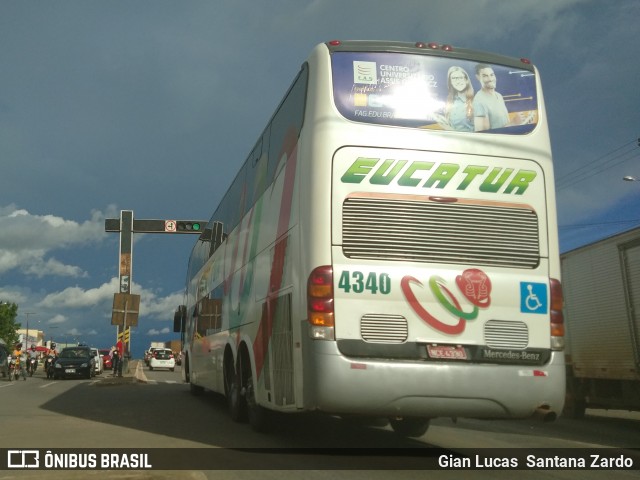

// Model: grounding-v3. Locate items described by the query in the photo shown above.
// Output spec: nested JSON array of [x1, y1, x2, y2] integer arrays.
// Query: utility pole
[[24, 312, 37, 347]]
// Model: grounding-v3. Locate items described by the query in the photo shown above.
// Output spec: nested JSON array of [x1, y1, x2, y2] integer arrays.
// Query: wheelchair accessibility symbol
[[520, 282, 548, 314]]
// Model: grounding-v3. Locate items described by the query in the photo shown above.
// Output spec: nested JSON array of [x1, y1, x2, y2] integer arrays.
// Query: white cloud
[[32, 278, 182, 340], [0, 205, 113, 278], [37, 279, 118, 309], [37, 277, 182, 320], [48, 314, 67, 325], [146, 327, 172, 336], [139, 291, 184, 319], [24, 258, 89, 279], [0, 287, 29, 305]]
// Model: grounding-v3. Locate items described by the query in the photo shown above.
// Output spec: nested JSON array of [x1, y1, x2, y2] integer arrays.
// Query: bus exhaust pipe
[[532, 406, 557, 423]]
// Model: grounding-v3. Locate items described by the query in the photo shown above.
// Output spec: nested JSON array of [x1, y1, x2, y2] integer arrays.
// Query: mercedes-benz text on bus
[[174, 40, 565, 436]]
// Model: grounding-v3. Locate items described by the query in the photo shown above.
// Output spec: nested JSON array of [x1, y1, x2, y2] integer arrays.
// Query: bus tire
[[182, 354, 191, 383], [389, 417, 430, 438], [246, 375, 272, 433], [225, 359, 247, 422]]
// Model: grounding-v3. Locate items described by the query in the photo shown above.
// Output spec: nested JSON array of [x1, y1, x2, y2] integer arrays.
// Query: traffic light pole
[[119, 210, 133, 295], [105, 210, 209, 359], [118, 210, 132, 362]]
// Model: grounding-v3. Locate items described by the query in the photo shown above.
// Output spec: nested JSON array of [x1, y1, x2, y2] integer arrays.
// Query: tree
[[0, 302, 20, 347]]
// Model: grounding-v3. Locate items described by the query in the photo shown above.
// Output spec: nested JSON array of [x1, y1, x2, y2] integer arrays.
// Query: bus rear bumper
[[307, 341, 565, 420]]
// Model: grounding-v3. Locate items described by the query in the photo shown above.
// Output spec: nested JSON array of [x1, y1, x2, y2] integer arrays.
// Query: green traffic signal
[[177, 221, 201, 232]]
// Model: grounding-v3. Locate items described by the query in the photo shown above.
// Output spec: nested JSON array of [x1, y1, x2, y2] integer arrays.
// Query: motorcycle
[[27, 357, 37, 376], [8, 355, 22, 381], [44, 355, 56, 379]]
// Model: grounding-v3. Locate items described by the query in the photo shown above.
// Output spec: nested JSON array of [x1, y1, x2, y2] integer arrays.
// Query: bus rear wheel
[[246, 375, 272, 433], [389, 417, 430, 438], [225, 361, 246, 422]]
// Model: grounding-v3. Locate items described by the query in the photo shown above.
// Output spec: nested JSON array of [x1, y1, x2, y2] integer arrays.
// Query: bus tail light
[[308, 266, 335, 340], [549, 278, 565, 350]]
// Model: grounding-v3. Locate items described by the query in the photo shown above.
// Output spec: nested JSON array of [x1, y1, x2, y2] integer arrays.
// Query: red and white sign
[[165, 220, 177, 233]]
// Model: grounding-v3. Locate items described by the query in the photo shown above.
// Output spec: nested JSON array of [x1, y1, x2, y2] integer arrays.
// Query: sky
[[1, 0, 639, 357]]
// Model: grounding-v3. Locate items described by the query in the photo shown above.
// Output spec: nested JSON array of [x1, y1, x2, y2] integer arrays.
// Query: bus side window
[[267, 65, 307, 185], [254, 128, 270, 202], [199, 296, 221, 336], [194, 301, 206, 338], [208, 221, 225, 258], [244, 139, 261, 214]]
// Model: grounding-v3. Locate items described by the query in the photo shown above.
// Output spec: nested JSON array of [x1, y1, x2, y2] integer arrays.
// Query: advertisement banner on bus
[[332, 51, 538, 134]]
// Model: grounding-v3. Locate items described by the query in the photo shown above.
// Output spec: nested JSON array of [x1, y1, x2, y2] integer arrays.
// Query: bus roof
[[324, 40, 535, 71]]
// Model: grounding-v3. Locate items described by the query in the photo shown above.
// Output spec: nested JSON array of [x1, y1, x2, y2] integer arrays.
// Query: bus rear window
[[331, 52, 538, 134]]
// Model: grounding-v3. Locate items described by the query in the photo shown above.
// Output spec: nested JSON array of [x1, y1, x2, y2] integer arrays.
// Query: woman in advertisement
[[436, 66, 474, 132]]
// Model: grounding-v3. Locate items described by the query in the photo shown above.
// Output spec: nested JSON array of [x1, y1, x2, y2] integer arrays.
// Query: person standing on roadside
[[114, 339, 124, 377], [110, 345, 119, 377]]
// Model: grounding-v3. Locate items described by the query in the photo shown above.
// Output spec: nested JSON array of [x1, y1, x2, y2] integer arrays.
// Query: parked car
[[53, 346, 95, 379], [90, 348, 103, 375], [148, 348, 175, 371], [99, 349, 112, 370]]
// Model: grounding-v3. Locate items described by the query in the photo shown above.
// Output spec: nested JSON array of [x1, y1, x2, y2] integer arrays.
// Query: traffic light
[[104, 214, 208, 234], [177, 221, 202, 232]]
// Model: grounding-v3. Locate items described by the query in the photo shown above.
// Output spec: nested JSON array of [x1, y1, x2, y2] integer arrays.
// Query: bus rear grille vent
[[484, 319, 529, 349], [361, 314, 408, 343], [342, 197, 540, 269]]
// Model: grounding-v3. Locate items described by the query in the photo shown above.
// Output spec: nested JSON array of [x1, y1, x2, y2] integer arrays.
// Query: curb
[[94, 360, 147, 386]]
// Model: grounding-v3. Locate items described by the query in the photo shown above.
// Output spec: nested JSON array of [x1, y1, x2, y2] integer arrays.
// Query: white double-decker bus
[[175, 40, 565, 436]]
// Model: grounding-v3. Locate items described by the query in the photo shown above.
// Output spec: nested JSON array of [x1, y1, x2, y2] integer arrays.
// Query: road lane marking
[[40, 382, 59, 388]]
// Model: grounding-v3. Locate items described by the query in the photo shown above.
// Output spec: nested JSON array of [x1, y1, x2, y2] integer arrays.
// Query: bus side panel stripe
[[253, 129, 299, 379]]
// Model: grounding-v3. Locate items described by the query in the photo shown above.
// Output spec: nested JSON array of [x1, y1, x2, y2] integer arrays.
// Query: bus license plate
[[427, 345, 467, 360]]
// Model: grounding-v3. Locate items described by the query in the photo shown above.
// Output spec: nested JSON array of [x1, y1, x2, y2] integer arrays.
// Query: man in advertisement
[[473, 64, 510, 131]]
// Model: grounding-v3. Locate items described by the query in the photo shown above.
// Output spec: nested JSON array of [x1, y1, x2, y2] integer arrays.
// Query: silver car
[[90, 347, 103, 375]]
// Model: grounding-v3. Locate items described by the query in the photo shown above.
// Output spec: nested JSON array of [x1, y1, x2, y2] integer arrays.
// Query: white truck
[[561, 227, 640, 417]]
